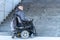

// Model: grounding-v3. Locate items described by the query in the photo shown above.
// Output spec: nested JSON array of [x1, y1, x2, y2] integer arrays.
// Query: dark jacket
[[11, 9, 31, 30], [15, 9, 28, 21]]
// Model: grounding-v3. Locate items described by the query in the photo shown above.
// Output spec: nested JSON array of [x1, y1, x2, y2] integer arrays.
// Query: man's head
[[18, 5, 23, 10]]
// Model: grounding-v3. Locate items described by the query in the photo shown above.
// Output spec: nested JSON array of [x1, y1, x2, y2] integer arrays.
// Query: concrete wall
[[25, 0, 60, 36]]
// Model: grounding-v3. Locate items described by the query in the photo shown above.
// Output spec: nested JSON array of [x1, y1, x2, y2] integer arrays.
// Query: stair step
[[0, 0, 21, 24]]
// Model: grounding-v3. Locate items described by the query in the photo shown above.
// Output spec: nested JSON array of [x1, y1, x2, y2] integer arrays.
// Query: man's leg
[[12, 29, 17, 38]]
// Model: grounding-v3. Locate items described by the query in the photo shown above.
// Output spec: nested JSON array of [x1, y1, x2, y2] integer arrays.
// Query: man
[[15, 5, 30, 22], [11, 5, 31, 38]]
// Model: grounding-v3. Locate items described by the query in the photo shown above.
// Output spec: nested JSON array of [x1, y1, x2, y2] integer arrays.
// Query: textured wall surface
[[25, 0, 60, 36]]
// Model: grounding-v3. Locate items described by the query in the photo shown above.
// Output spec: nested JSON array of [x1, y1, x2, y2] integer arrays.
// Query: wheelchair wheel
[[21, 30, 29, 39]]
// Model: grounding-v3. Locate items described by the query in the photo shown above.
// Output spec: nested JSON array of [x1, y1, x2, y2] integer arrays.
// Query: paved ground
[[0, 36, 60, 40]]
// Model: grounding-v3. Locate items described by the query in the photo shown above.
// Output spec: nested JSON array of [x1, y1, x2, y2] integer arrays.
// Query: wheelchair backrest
[[16, 16, 22, 23]]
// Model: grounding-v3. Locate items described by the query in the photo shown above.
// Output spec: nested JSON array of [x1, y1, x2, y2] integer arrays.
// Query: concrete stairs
[[0, 0, 21, 36], [0, 0, 21, 24]]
